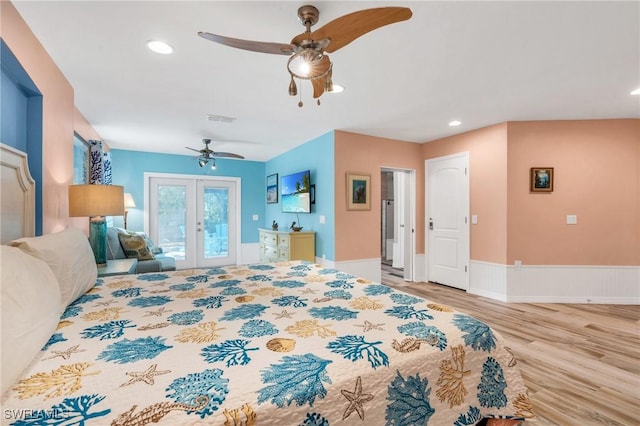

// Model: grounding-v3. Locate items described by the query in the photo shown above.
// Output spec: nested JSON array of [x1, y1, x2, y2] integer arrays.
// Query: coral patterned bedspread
[[2, 261, 533, 425]]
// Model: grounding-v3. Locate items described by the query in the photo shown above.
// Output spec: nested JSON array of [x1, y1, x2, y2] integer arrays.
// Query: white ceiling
[[13, 1, 640, 162]]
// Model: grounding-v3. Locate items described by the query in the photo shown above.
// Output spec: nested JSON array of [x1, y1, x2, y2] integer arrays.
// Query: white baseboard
[[470, 260, 640, 304]]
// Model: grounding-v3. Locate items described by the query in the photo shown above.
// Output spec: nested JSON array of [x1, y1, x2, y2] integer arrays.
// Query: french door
[[146, 174, 240, 269]]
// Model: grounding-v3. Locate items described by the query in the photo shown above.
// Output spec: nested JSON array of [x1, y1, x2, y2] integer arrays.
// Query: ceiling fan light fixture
[[147, 40, 173, 55], [210, 159, 216, 170], [327, 84, 344, 94], [289, 75, 298, 96], [198, 158, 207, 167]]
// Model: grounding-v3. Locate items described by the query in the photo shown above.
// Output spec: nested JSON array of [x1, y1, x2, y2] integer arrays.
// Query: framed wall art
[[530, 167, 554, 192], [346, 172, 371, 210], [73, 133, 90, 184], [266, 173, 278, 203]]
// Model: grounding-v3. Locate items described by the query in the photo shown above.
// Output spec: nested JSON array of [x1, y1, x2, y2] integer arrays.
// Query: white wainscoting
[[334, 258, 382, 283], [240, 243, 260, 265], [470, 260, 640, 304]]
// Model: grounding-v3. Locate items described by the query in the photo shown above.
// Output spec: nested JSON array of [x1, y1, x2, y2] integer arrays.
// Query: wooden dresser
[[259, 228, 315, 262]]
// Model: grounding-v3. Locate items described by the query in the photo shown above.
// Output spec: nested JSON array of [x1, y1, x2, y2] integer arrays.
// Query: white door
[[196, 179, 237, 267], [147, 174, 240, 269], [426, 153, 469, 290]]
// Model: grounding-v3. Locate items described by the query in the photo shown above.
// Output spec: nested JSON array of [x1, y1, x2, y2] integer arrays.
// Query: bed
[[0, 146, 533, 425]]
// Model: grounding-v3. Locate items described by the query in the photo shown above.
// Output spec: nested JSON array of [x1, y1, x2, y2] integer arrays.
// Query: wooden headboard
[[1, 143, 35, 243]]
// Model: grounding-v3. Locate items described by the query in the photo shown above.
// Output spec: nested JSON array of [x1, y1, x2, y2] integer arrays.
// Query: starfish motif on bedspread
[[273, 309, 294, 319], [94, 300, 116, 307], [43, 345, 86, 361], [299, 288, 317, 294], [355, 320, 385, 332], [121, 363, 171, 387], [145, 307, 172, 317], [341, 376, 374, 420]]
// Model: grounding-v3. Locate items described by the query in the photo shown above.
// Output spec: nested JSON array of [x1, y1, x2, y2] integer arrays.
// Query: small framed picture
[[530, 167, 554, 192], [266, 173, 278, 203], [346, 172, 371, 210]]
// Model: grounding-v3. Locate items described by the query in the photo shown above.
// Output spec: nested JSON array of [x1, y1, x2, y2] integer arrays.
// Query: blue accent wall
[[265, 131, 335, 261], [109, 149, 265, 243], [1, 39, 44, 235]]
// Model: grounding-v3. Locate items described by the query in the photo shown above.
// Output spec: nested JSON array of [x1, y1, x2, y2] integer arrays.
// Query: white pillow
[[10, 227, 97, 308], [1, 246, 62, 396]]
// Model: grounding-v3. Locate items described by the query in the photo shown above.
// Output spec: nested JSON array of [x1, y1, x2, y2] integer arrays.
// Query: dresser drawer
[[260, 243, 277, 261], [261, 232, 277, 245], [278, 247, 290, 260], [277, 234, 289, 247]]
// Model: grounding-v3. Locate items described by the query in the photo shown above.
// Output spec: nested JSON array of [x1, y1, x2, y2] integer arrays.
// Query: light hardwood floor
[[380, 264, 640, 426]]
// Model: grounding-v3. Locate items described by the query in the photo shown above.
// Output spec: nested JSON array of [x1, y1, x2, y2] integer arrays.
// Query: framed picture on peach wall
[[346, 172, 371, 210], [530, 167, 554, 192]]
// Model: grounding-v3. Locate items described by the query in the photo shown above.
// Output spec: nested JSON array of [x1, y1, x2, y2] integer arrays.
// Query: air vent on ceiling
[[207, 114, 237, 123]]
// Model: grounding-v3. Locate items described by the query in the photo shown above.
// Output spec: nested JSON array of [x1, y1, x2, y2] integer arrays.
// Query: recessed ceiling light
[[147, 40, 173, 55], [449, 120, 462, 127], [328, 84, 344, 94], [631, 87, 640, 95]]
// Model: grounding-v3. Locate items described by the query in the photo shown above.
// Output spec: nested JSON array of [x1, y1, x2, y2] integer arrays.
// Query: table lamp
[[123, 192, 136, 230], [69, 184, 124, 266]]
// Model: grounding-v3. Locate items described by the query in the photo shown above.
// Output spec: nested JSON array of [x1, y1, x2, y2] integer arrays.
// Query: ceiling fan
[[198, 5, 412, 106], [186, 138, 245, 169]]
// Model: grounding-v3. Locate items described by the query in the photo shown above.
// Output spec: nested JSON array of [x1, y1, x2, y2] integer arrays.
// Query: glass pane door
[[156, 184, 187, 261], [148, 175, 238, 269], [197, 180, 236, 267]]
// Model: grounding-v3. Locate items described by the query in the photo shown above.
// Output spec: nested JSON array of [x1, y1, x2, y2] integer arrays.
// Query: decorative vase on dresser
[[259, 228, 315, 262]]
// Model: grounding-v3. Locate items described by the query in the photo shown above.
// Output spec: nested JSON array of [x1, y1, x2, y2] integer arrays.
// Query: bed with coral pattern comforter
[[2, 261, 532, 425]]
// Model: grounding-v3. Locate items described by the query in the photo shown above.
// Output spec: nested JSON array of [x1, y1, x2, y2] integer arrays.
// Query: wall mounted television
[[281, 170, 311, 213]]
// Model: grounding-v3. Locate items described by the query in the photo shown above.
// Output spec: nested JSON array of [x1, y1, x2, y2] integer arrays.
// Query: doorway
[[380, 168, 415, 281], [425, 153, 469, 290], [146, 173, 241, 269]]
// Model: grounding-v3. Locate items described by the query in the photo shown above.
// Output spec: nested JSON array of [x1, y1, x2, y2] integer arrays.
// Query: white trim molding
[[470, 260, 640, 304]]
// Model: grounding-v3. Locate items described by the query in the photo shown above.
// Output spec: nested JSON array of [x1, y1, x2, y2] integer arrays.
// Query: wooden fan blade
[[212, 151, 245, 159], [310, 7, 412, 53], [198, 32, 295, 55]]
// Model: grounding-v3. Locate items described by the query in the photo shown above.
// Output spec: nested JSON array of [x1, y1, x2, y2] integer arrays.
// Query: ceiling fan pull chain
[[298, 78, 303, 108]]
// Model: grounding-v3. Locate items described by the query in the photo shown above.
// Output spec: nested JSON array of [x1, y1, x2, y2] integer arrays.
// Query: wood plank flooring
[[380, 265, 640, 425]]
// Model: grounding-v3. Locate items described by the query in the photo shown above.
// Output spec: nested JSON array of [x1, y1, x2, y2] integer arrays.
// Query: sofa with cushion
[[106, 227, 176, 273]]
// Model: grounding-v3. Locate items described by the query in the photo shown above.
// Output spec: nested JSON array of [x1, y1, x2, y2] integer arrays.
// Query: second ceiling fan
[[198, 5, 412, 106]]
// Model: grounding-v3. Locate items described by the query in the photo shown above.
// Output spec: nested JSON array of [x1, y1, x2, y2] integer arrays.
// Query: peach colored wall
[[2, 2, 102, 234], [334, 131, 424, 261], [507, 119, 639, 266], [422, 123, 509, 264]]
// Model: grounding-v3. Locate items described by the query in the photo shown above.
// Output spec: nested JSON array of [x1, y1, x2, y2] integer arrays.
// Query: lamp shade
[[69, 184, 125, 217], [123, 193, 136, 209]]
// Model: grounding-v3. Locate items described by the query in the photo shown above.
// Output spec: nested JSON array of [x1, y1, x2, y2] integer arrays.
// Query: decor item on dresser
[[106, 227, 176, 273], [346, 172, 371, 210], [68, 184, 124, 265], [530, 167, 554, 192], [123, 192, 136, 229], [259, 228, 315, 262]]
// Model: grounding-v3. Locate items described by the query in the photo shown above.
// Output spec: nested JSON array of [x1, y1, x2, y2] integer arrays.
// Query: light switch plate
[[319, 215, 325, 224], [566, 215, 577, 225], [252, 214, 259, 221], [471, 215, 478, 224]]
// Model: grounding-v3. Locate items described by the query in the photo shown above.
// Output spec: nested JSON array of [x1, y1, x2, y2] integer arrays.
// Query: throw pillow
[[118, 233, 155, 261], [135, 232, 163, 255]]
